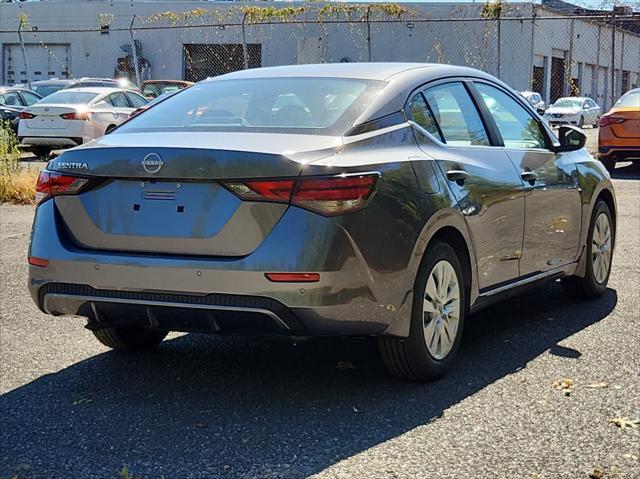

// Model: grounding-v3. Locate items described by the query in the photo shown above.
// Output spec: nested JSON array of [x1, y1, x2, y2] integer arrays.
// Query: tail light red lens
[[18, 111, 36, 119], [35, 170, 93, 204], [599, 115, 625, 127], [60, 112, 92, 120], [28, 256, 49, 268], [223, 173, 379, 216]]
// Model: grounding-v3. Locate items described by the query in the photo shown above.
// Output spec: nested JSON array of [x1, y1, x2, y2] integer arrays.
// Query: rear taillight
[[60, 112, 92, 120], [35, 170, 93, 204], [599, 115, 625, 127], [18, 112, 36, 119], [223, 173, 379, 216]]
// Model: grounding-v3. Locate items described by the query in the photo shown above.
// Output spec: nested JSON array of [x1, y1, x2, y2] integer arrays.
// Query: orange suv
[[598, 88, 640, 171]]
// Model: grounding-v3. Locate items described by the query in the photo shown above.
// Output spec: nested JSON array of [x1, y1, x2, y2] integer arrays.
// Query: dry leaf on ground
[[610, 417, 640, 429]]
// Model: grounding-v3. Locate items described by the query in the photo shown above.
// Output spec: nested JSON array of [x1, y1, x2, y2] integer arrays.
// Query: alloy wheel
[[422, 260, 461, 360], [592, 212, 612, 284]]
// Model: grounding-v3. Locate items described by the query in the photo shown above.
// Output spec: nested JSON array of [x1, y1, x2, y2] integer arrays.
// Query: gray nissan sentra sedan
[[28, 63, 616, 380]]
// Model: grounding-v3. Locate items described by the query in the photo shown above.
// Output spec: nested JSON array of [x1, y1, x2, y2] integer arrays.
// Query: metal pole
[[241, 13, 249, 70], [567, 18, 574, 96], [366, 5, 371, 62], [610, 10, 616, 109], [17, 23, 32, 89], [529, 6, 535, 89], [129, 15, 141, 86], [496, 15, 501, 78]]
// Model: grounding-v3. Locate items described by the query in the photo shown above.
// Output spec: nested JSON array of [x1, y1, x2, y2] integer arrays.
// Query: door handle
[[521, 170, 538, 185], [446, 169, 469, 184]]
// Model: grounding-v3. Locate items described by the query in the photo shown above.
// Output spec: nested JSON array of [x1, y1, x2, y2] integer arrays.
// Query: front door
[[473, 82, 582, 276]]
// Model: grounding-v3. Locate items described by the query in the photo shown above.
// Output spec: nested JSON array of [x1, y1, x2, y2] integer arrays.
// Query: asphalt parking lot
[[1, 162, 638, 479]]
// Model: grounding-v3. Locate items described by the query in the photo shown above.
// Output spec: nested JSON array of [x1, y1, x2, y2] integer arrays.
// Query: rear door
[[410, 81, 525, 291], [473, 81, 582, 276]]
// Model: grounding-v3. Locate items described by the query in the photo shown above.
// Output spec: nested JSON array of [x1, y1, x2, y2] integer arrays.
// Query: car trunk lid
[[49, 131, 342, 256], [608, 108, 640, 138]]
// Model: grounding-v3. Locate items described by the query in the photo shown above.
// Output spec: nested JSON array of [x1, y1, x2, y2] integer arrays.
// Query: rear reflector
[[35, 170, 93, 204], [265, 273, 320, 282], [28, 256, 49, 267], [18, 112, 36, 119], [599, 115, 625, 127], [223, 173, 379, 216]]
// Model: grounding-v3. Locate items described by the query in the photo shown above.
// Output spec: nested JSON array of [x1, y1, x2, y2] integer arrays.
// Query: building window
[[183, 44, 262, 82]]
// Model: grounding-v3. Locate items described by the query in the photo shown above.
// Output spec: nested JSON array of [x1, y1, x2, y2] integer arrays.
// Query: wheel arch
[[383, 208, 478, 338]]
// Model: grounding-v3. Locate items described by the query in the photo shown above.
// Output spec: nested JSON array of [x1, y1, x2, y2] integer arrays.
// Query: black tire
[[378, 241, 467, 381], [105, 124, 117, 134], [92, 326, 167, 352], [600, 156, 615, 172], [578, 116, 584, 128], [562, 200, 614, 299]]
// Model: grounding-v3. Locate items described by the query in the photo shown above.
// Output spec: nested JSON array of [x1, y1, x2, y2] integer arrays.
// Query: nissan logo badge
[[141, 153, 164, 174]]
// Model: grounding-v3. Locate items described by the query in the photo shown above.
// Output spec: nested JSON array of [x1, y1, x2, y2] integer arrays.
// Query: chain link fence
[[1, 2, 639, 110]]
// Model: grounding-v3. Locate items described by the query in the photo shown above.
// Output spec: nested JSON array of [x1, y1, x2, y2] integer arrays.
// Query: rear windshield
[[615, 91, 639, 108], [31, 84, 65, 98], [37, 91, 98, 105], [118, 77, 385, 135]]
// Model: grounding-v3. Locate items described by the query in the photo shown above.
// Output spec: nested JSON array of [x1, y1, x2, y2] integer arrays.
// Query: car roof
[[31, 79, 75, 86], [210, 63, 438, 81], [556, 96, 591, 101], [0, 86, 36, 94], [51, 87, 133, 95]]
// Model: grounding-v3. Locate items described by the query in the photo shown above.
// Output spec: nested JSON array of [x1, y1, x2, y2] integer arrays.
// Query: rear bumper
[[28, 198, 415, 337], [19, 136, 86, 148], [598, 146, 640, 160]]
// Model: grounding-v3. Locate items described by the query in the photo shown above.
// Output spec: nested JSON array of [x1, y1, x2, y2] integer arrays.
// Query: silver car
[[28, 63, 616, 381], [544, 96, 601, 128], [520, 90, 546, 114]]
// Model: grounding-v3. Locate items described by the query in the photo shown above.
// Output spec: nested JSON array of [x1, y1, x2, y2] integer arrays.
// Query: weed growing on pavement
[[0, 121, 37, 205]]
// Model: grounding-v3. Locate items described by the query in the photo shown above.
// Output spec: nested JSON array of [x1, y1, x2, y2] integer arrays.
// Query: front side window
[[406, 92, 442, 141], [422, 82, 490, 146], [0, 92, 21, 106], [476, 83, 547, 150], [117, 77, 386, 136]]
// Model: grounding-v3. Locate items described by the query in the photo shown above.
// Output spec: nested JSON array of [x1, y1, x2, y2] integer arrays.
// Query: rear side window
[[422, 83, 490, 146], [475, 83, 546, 149], [406, 93, 443, 142], [125, 92, 148, 108], [21, 91, 41, 106], [108, 92, 130, 108]]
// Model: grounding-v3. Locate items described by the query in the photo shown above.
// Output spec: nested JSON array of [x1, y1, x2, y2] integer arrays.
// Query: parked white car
[[543, 97, 601, 128], [520, 91, 546, 114], [18, 87, 148, 158]]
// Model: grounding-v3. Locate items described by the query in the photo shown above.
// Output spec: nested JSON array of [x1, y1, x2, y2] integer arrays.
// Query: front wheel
[[92, 325, 167, 352], [562, 200, 614, 299], [379, 241, 467, 381], [578, 116, 585, 128]]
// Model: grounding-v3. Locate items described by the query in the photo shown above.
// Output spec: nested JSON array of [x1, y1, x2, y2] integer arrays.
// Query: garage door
[[2, 43, 70, 86]]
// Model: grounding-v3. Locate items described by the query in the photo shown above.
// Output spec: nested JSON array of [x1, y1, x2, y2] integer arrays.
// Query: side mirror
[[554, 125, 586, 153]]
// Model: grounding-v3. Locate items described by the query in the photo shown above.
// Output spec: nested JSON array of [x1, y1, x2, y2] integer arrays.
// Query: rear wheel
[[92, 325, 167, 352], [379, 241, 467, 381], [562, 200, 613, 299]]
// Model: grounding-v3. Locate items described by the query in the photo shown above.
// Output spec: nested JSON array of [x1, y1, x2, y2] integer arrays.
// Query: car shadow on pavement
[[1, 283, 617, 479]]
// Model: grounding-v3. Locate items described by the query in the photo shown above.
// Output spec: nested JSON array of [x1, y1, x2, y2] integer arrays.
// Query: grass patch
[[1, 121, 37, 205]]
